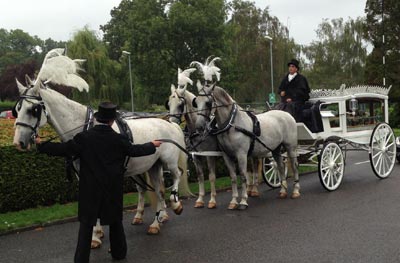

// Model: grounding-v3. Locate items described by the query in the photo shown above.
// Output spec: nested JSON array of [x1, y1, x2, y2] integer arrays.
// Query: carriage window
[[320, 103, 340, 128], [346, 98, 384, 131]]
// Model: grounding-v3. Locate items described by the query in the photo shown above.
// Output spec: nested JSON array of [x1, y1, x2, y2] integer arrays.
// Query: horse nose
[[19, 141, 27, 149]]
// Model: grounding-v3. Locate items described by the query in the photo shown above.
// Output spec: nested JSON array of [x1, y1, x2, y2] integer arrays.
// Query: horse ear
[[15, 78, 27, 95], [25, 74, 34, 87], [171, 84, 176, 94], [196, 80, 202, 92], [164, 100, 170, 110], [192, 97, 197, 108]]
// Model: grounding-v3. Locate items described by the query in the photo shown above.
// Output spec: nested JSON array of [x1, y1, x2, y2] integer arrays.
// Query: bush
[[0, 101, 16, 112], [0, 146, 78, 213]]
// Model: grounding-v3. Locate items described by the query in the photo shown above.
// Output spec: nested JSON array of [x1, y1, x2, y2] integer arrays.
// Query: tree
[[302, 18, 368, 89], [67, 27, 124, 106], [365, 0, 400, 99], [225, 0, 298, 103]]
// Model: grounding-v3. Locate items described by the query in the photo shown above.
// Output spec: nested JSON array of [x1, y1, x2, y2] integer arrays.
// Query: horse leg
[[287, 147, 300, 199], [147, 163, 166, 235], [237, 155, 249, 209], [247, 158, 260, 197], [223, 154, 239, 210], [207, 156, 217, 209], [91, 220, 104, 249], [131, 182, 146, 225], [273, 148, 288, 199], [169, 164, 183, 215], [194, 157, 205, 208]]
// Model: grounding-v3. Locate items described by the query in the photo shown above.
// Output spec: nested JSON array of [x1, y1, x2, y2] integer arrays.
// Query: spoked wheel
[[369, 123, 396, 179], [262, 157, 287, 188], [318, 142, 345, 191]]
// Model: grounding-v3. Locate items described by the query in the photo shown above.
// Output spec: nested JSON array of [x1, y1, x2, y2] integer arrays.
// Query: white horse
[[12, 50, 190, 248], [166, 84, 220, 208], [193, 84, 300, 209]]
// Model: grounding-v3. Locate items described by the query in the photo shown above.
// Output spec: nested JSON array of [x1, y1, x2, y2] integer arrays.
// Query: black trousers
[[74, 221, 127, 263]]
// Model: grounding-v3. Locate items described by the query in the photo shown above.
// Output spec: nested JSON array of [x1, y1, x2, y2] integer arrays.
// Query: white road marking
[[354, 160, 370, 165]]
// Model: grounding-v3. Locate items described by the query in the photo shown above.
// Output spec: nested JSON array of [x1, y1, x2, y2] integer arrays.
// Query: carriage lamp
[[350, 97, 358, 116]]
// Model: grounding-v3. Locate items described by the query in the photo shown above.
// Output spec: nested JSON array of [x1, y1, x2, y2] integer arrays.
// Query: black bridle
[[165, 91, 186, 124], [14, 94, 48, 140]]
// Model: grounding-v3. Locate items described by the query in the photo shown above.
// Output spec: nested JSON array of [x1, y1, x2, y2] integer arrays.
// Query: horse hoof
[[131, 217, 143, 225], [194, 201, 205, 208], [207, 202, 217, 209], [250, 191, 260, 197], [228, 203, 239, 210], [279, 192, 288, 199], [91, 240, 101, 249], [147, 226, 160, 235], [291, 192, 301, 199], [174, 203, 183, 215], [160, 214, 169, 223], [238, 204, 248, 210]]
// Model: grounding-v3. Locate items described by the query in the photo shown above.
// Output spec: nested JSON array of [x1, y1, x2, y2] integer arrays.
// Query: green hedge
[[0, 146, 138, 213], [0, 146, 78, 213], [0, 101, 16, 112]]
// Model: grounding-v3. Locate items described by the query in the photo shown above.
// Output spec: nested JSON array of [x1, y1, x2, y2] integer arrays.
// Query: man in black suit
[[35, 102, 162, 263], [277, 59, 310, 122]]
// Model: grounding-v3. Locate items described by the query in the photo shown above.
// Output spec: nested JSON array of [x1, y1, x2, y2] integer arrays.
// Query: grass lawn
[[0, 167, 316, 235]]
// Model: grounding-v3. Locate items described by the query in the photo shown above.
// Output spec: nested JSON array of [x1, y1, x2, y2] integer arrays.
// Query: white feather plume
[[190, 56, 221, 82], [177, 67, 196, 87], [35, 48, 89, 92]]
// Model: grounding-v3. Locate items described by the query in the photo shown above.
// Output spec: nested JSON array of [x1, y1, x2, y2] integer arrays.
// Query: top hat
[[287, 59, 300, 69], [94, 102, 117, 122]]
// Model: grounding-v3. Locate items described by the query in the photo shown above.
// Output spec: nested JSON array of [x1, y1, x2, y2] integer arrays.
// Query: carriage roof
[[309, 84, 391, 102]]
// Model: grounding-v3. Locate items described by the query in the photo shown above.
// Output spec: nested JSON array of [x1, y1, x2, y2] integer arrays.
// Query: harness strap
[[209, 103, 238, 135], [128, 175, 155, 192]]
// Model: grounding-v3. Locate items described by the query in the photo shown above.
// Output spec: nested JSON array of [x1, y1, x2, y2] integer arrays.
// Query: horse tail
[[178, 146, 194, 197]]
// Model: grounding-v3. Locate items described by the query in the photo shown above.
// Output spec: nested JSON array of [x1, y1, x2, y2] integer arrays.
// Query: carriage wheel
[[369, 123, 396, 179], [262, 157, 287, 188], [318, 142, 344, 191]]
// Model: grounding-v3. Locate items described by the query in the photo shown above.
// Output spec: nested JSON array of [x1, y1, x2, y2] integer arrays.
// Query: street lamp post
[[122, 50, 134, 112], [265, 35, 274, 95]]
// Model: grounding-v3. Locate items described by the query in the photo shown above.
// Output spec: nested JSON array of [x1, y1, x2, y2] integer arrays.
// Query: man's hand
[[34, 136, 41, 145], [286, 98, 292, 103], [152, 140, 162, 147], [280, 91, 286, 97]]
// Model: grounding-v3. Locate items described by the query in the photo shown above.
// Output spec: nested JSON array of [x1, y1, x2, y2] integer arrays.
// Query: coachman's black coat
[[277, 73, 310, 122], [38, 125, 156, 226]]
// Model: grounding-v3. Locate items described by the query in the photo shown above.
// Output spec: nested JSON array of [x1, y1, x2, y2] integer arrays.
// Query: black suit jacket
[[38, 125, 156, 225], [278, 73, 310, 103]]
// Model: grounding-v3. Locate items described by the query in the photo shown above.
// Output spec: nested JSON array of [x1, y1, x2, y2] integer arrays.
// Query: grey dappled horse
[[193, 83, 300, 209], [166, 84, 220, 208]]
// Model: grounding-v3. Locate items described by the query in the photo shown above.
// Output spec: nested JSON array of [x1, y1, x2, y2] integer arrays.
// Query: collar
[[288, 72, 297, 82]]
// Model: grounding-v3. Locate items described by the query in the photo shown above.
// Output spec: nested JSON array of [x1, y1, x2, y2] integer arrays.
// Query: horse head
[[13, 78, 48, 150], [193, 80, 216, 132], [166, 84, 187, 124]]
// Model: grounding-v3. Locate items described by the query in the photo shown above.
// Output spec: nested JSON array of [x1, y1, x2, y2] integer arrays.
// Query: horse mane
[[213, 85, 235, 106]]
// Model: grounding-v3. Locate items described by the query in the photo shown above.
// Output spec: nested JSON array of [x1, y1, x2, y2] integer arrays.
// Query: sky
[[0, 0, 367, 46]]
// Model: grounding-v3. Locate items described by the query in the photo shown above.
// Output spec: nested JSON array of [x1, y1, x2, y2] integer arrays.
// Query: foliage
[[365, 0, 400, 101], [0, 101, 15, 112], [302, 18, 368, 89], [67, 27, 124, 106], [0, 119, 138, 213]]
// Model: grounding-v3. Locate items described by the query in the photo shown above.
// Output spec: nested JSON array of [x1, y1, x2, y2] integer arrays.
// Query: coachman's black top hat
[[288, 59, 300, 69], [94, 102, 117, 122]]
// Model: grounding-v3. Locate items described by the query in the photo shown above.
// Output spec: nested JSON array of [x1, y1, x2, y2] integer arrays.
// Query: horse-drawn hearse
[[263, 84, 397, 191]]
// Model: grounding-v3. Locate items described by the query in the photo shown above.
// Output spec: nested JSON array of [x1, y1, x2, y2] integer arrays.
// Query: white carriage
[[263, 84, 397, 191]]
